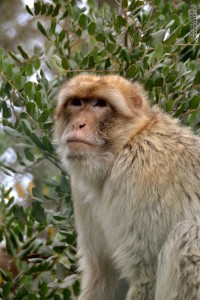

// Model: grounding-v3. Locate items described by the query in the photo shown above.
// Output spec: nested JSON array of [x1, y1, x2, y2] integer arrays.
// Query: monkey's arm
[[155, 221, 200, 300]]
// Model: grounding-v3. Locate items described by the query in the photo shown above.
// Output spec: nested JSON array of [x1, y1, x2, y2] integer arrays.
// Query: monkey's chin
[[66, 141, 95, 160]]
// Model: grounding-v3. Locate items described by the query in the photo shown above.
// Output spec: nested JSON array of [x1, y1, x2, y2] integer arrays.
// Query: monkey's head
[[53, 74, 151, 178]]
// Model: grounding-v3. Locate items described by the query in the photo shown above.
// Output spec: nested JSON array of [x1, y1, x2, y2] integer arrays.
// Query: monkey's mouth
[[67, 138, 94, 146]]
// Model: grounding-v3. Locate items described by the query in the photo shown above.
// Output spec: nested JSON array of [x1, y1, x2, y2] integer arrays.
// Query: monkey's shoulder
[[111, 108, 200, 185]]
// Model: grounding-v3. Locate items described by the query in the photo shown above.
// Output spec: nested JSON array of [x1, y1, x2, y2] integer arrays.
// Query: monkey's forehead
[[66, 74, 133, 92], [57, 74, 148, 116]]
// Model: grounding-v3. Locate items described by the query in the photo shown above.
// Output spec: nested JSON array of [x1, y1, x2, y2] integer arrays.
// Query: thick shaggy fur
[[53, 74, 200, 300], [155, 221, 200, 300]]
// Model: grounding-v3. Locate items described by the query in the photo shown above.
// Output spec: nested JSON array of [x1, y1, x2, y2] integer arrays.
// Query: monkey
[[155, 221, 200, 300], [53, 74, 200, 300]]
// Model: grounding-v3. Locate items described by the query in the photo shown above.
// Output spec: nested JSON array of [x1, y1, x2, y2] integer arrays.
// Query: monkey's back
[[102, 106, 200, 279]]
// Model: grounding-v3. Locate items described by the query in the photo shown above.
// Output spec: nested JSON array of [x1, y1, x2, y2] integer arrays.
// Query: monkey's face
[[53, 74, 150, 176], [56, 96, 114, 159]]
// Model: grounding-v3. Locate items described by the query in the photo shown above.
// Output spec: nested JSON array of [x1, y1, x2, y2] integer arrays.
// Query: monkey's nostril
[[79, 123, 86, 129]]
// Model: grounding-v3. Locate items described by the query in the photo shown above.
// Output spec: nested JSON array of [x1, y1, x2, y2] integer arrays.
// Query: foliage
[[0, 0, 199, 299]]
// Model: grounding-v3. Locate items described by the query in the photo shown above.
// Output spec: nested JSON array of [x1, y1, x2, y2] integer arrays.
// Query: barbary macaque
[[53, 74, 200, 300], [155, 221, 200, 300]]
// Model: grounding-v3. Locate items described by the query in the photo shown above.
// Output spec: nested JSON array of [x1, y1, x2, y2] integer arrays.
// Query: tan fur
[[155, 221, 200, 300], [53, 74, 200, 300]]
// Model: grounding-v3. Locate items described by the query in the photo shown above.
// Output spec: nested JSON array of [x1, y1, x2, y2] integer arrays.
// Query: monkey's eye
[[94, 99, 107, 107], [70, 98, 82, 106]]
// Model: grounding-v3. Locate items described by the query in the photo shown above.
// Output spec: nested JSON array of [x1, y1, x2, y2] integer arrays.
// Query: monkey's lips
[[66, 138, 94, 152], [67, 138, 93, 145]]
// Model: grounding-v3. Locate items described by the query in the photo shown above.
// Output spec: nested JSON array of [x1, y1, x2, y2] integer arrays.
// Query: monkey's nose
[[79, 123, 86, 129]]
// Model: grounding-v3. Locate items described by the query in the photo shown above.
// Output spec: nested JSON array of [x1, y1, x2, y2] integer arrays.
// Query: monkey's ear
[[131, 94, 143, 108], [129, 82, 149, 110]]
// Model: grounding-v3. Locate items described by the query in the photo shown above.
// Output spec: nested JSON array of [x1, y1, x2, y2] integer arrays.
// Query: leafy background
[[0, 0, 199, 299]]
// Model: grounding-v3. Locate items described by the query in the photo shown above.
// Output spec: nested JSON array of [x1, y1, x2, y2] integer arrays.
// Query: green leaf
[[46, 4, 54, 16], [128, 0, 143, 10], [21, 119, 32, 136], [17, 46, 29, 59], [25, 81, 35, 98], [149, 10, 162, 22], [3, 126, 22, 138], [31, 132, 42, 147], [37, 21, 49, 39], [13, 286, 28, 299], [41, 3, 47, 15], [4, 63, 13, 80], [0, 55, 3, 70], [189, 95, 200, 109], [154, 43, 163, 60], [34, 2, 41, 15], [32, 187, 42, 199], [26, 101, 36, 117], [60, 176, 70, 194], [41, 136, 54, 152], [88, 22, 96, 35], [52, 3, 61, 17], [167, 74, 176, 82], [5, 234, 15, 256], [164, 26, 181, 45], [53, 244, 66, 254], [96, 32, 105, 42], [2, 282, 11, 298], [0, 228, 3, 242], [174, 103, 188, 117], [165, 101, 174, 112], [59, 30, 65, 42], [149, 30, 166, 46], [37, 109, 50, 123], [117, 15, 126, 27], [155, 77, 164, 87], [56, 263, 68, 280], [13, 204, 27, 224], [2, 101, 11, 118], [35, 91, 43, 109], [43, 121, 53, 130], [32, 201, 47, 225], [88, 55, 95, 68], [105, 58, 111, 69], [12, 225, 24, 243], [78, 14, 88, 30], [194, 71, 200, 84], [107, 43, 115, 53], [26, 62, 33, 75], [24, 148, 35, 161], [120, 48, 130, 62], [122, 0, 128, 9], [25, 5, 34, 16], [50, 20, 56, 35], [8, 51, 21, 63], [126, 64, 139, 78], [14, 74, 26, 90], [34, 58, 41, 70], [61, 57, 69, 70]]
